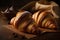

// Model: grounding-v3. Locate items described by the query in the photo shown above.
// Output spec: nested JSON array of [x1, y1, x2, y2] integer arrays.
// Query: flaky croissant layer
[[10, 11, 37, 34], [10, 10, 57, 34]]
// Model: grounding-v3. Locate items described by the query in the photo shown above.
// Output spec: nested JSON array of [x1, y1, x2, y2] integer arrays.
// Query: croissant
[[32, 10, 57, 30], [10, 10, 37, 34]]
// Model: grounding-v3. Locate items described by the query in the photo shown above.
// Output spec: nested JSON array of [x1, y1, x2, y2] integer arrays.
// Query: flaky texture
[[10, 10, 37, 34], [32, 10, 57, 29], [10, 1, 59, 36], [10, 10, 57, 34]]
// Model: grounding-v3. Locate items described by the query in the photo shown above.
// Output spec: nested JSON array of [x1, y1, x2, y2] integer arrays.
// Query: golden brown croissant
[[9, 0, 60, 39], [10, 10, 59, 39], [10, 10, 37, 34], [32, 10, 57, 30], [10, 10, 58, 34]]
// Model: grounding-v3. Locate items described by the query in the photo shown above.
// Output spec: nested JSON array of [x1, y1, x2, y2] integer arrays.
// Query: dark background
[[0, 0, 60, 7], [0, 0, 34, 7]]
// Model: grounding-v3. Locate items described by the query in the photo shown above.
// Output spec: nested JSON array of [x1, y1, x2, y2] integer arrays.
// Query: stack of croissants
[[10, 1, 59, 35]]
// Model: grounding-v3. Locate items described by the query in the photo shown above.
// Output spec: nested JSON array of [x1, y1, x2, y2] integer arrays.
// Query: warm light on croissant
[[10, 10, 37, 34], [32, 10, 57, 29], [10, 10, 58, 34], [9, 1, 60, 38]]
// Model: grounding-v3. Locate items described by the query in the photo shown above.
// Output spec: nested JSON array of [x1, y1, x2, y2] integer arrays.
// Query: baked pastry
[[32, 10, 57, 30], [10, 10, 37, 34]]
